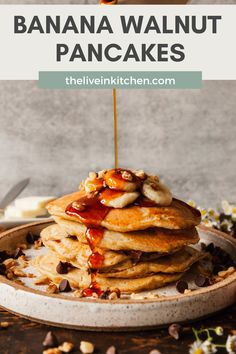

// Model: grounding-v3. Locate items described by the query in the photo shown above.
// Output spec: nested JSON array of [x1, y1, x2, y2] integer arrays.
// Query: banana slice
[[142, 177, 172, 206], [104, 169, 140, 192], [99, 189, 140, 208], [84, 172, 104, 193]]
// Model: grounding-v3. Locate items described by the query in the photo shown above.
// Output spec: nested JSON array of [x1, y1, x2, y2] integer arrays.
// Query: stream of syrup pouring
[[74, 0, 119, 298]]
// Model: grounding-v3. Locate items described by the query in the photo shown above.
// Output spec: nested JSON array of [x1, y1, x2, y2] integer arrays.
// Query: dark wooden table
[[0, 303, 236, 354]]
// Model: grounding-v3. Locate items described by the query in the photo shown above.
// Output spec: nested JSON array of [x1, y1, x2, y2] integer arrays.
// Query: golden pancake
[[32, 253, 183, 293], [41, 225, 135, 270], [41, 225, 203, 278], [101, 247, 204, 278], [53, 217, 199, 253], [47, 191, 201, 232]]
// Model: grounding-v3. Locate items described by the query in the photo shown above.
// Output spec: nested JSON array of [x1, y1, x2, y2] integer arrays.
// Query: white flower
[[215, 326, 224, 336], [226, 335, 236, 354], [189, 340, 217, 354]]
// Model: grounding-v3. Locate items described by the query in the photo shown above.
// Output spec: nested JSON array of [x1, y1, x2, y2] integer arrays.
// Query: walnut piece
[[121, 170, 133, 181], [34, 276, 50, 285], [0, 321, 10, 328], [43, 349, 62, 354], [46, 283, 58, 294], [12, 268, 26, 277], [3, 258, 16, 269], [58, 342, 74, 353], [80, 341, 94, 354], [72, 201, 86, 211], [133, 170, 147, 180]]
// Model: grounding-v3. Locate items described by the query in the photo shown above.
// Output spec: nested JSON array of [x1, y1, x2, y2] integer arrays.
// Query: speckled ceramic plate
[[0, 221, 236, 331]]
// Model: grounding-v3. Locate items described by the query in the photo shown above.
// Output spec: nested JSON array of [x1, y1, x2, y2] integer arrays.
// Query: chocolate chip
[[195, 275, 210, 287], [42, 331, 58, 347], [100, 289, 111, 300], [0, 263, 6, 275], [176, 280, 188, 294], [13, 248, 25, 259], [0, 251, 10, 263], [205, 243, 215, 253], [26, 232, 39, 244], [67, 235, 77, 240], [59, 279, 72, 292], [106, 346, 117, 354], [56, 261, 71, 275], [168, 323, 183, 340]]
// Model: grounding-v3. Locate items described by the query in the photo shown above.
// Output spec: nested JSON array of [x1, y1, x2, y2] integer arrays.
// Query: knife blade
[[0, 178, 30, 210]]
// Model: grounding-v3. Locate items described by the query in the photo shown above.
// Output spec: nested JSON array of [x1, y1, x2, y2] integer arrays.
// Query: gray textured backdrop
[[0, 0, 235, 208]]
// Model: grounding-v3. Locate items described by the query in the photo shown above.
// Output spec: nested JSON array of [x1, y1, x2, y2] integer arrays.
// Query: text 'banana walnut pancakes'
[[32, 168, 206, 298]]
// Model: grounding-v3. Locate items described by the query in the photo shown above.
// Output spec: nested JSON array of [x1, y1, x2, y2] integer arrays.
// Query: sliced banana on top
[[99, 189, 140, 208], [142, 177, 172, 206], [84, 176, 104, 193], [104, 169, 140, 192]]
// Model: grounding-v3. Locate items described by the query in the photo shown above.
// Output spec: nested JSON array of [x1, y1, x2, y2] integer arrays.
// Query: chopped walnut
[[149, 175, 159, 183], [80, 341, 94, 354], [18, 256, 28, 268], [121, 170, 133, 181], [34, 239, 43, 249], [0, 321, 10, 328], [34, 276, 50, 285], [72, 201, 86, 211], [46, 283, 58, 294], [14, 279, 24, 285], [27, 273, 35, 278], [73, 290, 83, 298], [108, 291, 118, 300], [218, 266, 235, 278], [214, 276, 222, 283], [150, 182, 159, 191], [6, 270, 14, 280], [58, 342, 74, 353], [43, 349, 62, 354], [3, 258, 16, 269], [98, 170, 107, 179], [12, 268, 26, 277], [133, 170, 147, 180]]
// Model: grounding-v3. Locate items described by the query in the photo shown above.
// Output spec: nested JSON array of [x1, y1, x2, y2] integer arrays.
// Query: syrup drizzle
[[113, 88, 119, 169], [86, 228, 105, 270], [66, 192, 110, 228]]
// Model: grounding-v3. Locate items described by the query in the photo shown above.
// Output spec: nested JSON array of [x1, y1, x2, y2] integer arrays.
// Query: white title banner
[[0, 5, 235, 80]]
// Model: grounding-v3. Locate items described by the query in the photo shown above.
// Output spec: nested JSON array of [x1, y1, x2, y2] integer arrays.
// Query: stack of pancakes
[[33, 169, 202, 295]]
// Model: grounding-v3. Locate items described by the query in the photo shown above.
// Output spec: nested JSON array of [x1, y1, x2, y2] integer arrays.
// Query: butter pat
[[4, 196, 55, 219], [14, 196, 55, 210], [5, 205, 47, 219]]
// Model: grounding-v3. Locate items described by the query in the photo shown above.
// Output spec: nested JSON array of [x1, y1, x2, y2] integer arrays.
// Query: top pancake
[[47, 191, 201, 232]]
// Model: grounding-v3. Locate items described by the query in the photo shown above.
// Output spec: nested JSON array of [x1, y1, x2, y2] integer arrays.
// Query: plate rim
[[0, 221, 236, 305]]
